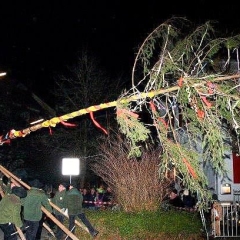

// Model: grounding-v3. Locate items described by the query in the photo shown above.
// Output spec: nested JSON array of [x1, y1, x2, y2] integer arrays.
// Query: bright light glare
[[62, 158, 80, 175], [30, 119, 44, 125], [0, 72, 7, 77]]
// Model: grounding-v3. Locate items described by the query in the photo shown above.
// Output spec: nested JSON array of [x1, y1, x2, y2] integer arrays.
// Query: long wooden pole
[[0, 167, 55, 237], [0, 165, 89, 232], [0, 166, 80, 240], [2, 73, 239, 144], [49, 200, 89, 233]]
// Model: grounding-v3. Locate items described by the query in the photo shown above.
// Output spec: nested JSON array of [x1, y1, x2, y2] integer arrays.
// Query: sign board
[[62, 158, 80, 175]]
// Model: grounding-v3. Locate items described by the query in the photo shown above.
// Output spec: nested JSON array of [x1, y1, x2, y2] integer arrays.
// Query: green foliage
[[225, 35, 240, 50], [116, 104, 151, 157], [115, 17, 240, 209]]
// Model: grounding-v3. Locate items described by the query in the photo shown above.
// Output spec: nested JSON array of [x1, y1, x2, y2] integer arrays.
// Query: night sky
[[0, 1, 240, 184], [0, 1, 240, 101]]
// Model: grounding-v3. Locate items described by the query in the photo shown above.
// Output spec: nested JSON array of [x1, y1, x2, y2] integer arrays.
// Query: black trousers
[[55, 214, 65, 239], [69, 213, 96, 235], [0, 223, 18, 240], [24, 220, 39, 240]]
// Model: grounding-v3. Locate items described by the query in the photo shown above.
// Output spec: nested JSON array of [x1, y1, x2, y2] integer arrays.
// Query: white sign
[[62, 158, 80, 175]]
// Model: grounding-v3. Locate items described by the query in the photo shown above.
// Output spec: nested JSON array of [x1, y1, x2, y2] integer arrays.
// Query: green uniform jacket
[[22, 187, 52, 221], [52, 189, 66, 215], [64, 188, 83, 215], [0, 194, 23, 227]]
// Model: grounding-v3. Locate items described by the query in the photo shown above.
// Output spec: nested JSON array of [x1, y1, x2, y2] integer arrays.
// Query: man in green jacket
[[22, 179, 52, 240], [0, 186, 27, 240], [51, 182, 68, 240], [64, 181, 99, 238]]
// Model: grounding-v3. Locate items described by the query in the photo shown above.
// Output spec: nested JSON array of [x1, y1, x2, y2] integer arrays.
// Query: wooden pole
[[0, 165, 89, 232], [49, 200, 89, 233], [16, 228, 26, 240], [2, 72, 239, 144], [0, 166, 80, 240], [0, 184, 4, 197]]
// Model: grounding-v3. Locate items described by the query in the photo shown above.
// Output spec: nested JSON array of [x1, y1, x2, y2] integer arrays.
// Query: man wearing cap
[[51, 182, 68, 240], [0, 186, 27, 240], [64, 181, 99, 238], [22, 179, 52, 240]]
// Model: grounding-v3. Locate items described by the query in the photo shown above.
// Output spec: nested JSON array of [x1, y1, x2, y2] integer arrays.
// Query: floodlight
[[62, 158, 80, 176]]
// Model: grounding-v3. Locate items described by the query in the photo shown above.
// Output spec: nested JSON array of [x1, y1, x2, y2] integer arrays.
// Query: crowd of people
[[0, 175, 116, 240], [166, 187, 197, 211], [81, 185, 113, 210], [161, 178, 198, 211]]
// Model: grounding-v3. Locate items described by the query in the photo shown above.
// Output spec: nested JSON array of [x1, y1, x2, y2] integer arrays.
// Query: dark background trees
[[0, 49, 127, 187]]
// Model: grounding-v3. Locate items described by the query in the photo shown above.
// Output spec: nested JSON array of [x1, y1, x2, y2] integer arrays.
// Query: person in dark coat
[[182, 189, 195, 208], [168, 188, 185, 208], [88, 188, 97, 210], [82, 188, 90, 209], [102, 186, 114, 209], [64, 181, 99, 238]]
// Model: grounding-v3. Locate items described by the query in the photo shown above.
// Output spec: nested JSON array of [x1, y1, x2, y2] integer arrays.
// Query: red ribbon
[[150, 101, 168, 128], [90, 111, 108, 135], [200, 96, 212, 108], [149, 101, 157, 112], [116, 109, 139, 119], [178, 77, 184, 87], [197, 109, 205, 119], [59, 118, 77, 127], [183, 158, 197, 179], [0, 135, 10, 145], [48, 127, 53, 135], [206, 81, 215, 94]]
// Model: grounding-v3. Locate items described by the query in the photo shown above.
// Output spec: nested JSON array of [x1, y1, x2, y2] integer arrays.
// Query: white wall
[[216, 153, 240, 202], [203, 152, 240, 202]]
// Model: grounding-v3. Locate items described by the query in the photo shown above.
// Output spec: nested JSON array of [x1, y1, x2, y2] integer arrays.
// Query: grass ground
[[70, 209, 207, 240]]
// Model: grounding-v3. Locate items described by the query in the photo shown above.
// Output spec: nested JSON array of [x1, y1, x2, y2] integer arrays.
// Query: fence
[[212, 202, 240, 238]]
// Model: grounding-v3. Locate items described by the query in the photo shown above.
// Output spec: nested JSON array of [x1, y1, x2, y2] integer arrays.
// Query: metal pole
[[64, 226, 75, 240], [200, 209, 209, 240]]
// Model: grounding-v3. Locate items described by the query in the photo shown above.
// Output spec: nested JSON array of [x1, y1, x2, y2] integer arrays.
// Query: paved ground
[[0, 226, 54, 240]]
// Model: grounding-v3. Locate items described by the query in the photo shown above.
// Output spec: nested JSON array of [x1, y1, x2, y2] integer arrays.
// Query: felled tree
[[116, 17, 240, 209], [1, 17, 240, 210]]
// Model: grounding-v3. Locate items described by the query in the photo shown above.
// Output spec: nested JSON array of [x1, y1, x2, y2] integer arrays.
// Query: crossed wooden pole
[[0, 165, 89, 240]]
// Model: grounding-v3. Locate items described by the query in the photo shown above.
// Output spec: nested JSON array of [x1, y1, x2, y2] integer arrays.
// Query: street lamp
[[0, 72, 7, 77]]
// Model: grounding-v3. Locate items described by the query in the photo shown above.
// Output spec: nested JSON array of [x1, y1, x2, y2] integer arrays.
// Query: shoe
[[91, 230, 99, 237]]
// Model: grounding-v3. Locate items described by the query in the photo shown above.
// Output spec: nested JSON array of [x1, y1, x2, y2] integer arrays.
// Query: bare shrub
[[91, 134, 172, 212]]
